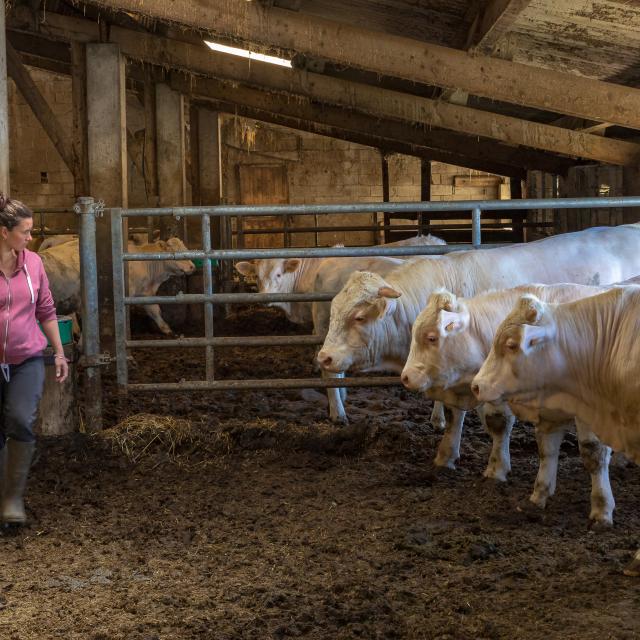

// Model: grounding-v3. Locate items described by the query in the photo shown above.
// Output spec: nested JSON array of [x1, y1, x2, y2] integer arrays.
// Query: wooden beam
[[70, 42, 89, 197], [5, 40, 76, 175], [84, 0, 640, 131], [33, 13, 639, 165], [470, 0, 533, 53], [192, 95, 526, 180]]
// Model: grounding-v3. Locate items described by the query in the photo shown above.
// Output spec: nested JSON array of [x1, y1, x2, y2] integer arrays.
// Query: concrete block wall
[[8, 68, 75, 220]]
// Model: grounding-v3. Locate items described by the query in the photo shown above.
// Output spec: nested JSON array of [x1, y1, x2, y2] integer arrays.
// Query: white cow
[[40, 237, 196, 335], [472, 285, 640, 576], [236, 234, 447, 423], [318, 223, 640, 469], [402, 283, 626, 524]]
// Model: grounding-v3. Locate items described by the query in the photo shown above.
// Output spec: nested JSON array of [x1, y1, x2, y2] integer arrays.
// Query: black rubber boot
[[2, 440, 36, 524]]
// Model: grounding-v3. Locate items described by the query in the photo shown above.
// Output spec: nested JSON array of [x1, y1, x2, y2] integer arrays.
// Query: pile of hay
[[99, 413, 200, 465]]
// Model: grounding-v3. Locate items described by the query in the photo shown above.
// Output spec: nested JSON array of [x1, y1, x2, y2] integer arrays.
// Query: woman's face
[[2, 217, 33, 253]]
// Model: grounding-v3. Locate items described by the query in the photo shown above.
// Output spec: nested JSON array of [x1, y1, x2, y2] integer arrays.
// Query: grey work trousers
[[0, 356, 45, 446]]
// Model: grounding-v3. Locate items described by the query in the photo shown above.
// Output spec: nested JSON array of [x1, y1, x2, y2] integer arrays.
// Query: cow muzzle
[[400, 365, 430, 392], [317, 349, 346, 373]]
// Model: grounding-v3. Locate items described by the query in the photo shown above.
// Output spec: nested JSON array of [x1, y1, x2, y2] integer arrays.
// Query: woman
[[0, 195, 68, 525]]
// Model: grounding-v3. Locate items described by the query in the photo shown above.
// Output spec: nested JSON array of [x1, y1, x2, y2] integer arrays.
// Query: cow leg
[[575, 419, 614, 526], [434, 406, 466, 469], [530, 421, 566, 508], [478, 402, 516, 482], [624, 549, 640, 577], [322, 370, 348, 424], [430, 401, 446, 431], [313, 301, 348, 420], [143, 304, 172, 335]]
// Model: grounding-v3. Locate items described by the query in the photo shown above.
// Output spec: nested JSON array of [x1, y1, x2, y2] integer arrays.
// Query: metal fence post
[[110, 208, 129, 391], [75, 196, 102, 431], [201, 213, 215, 381], [472, 207, 482, 248]]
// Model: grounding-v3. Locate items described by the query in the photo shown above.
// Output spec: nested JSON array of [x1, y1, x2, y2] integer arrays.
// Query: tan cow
[[40, 237, 195, 335], [472, 285, 640, 576], [402, 282, 629, 524], [236, 234, 447, 423]]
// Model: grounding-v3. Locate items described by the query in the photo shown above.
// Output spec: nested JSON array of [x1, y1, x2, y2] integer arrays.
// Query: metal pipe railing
[[109, 196, 640, 394]]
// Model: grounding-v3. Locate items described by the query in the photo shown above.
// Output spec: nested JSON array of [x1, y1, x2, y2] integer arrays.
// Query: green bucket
[[38, 315, 74, 346], [193, 258, 218, 269]]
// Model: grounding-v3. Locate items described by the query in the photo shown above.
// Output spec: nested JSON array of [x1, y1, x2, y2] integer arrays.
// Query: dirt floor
[[1, 306, 639, 640]]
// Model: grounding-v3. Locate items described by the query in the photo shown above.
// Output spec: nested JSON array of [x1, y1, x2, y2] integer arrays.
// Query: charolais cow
[[401, 282, 633, 524], [40, 237, 195, 335], [471, 285, 640, 577], [318, 223, 640, 466], [236, 234, 447, 424]]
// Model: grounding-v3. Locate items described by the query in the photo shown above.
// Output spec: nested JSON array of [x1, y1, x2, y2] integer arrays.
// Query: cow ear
[[283, 259, 301, 274], [235, 261, 256, 277], [517, 294, 546, 324], [439, 309, 467, 335], [152, 229, 161, 241], [377, 286, 401, 299], [521, 323, 550, 354], [431, 289, 457, 312], [157, 240, 168, 250]]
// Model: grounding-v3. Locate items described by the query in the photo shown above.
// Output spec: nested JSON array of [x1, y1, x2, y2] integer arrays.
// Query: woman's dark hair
[[0, 194, 33, 230]]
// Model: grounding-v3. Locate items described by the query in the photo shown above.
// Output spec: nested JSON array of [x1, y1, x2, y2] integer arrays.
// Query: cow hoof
[[528, 492, 549, 509], [589, 516, 613, 531], [331, 415, 349, 426], [433, 455, 457, 470], [482, 467, 509, 483], [623, 553, 640, 577]]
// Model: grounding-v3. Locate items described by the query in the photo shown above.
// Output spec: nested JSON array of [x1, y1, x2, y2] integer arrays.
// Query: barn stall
[[1, 1, 640, 638]]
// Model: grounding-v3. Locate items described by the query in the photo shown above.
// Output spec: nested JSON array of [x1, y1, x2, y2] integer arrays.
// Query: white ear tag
[[521, 323, 548, 354], [439, 310, 462, 335]]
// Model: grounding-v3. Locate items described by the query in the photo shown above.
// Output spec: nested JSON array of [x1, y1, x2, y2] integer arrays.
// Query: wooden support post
[[0, 7, 9, 195], [86, 43, 127, 351], [381, 152, 390, 243], [420, 160, 432, 235], [71, 41, 89, 198], [155, 82, 186, 239], [143, 71, 159, 239]]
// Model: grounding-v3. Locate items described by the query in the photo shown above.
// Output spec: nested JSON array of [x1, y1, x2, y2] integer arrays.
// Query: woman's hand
[[54, 354, 69, 383]]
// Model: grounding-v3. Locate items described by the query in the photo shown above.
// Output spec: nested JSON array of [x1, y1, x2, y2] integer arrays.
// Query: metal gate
[[105, 197, 640, 397]]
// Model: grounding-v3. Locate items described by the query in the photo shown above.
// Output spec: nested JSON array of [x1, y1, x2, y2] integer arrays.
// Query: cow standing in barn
[[401, 282, 640, 524], [317, 223, 640, 475], [471, 286, 640, 576], [39, 237, 195, 335], [236, 234, 447, 424]]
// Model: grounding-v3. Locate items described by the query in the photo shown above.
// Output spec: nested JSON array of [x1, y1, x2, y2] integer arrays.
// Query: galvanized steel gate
[[101, 197, 640, 401]]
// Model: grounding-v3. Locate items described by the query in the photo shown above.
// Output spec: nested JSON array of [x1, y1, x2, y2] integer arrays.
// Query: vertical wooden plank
[[510, 176, 524, 242], [86, 43, 128, 350], [71, 42, 89, 198]]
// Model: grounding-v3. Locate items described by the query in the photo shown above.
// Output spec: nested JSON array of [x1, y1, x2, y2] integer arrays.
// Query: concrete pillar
[[86, 43, 128, 349], [0, 7, 10, 195], [155, 83, 186, 238]]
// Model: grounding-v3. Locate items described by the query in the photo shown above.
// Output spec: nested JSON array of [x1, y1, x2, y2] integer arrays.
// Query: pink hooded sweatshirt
[[0, 248, 57, 365]]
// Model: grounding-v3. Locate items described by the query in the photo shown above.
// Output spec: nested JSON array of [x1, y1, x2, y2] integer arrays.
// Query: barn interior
[[1, 1, 640, 638]]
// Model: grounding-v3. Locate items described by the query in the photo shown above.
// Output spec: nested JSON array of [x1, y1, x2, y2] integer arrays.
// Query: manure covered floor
[[1, 307, 638, 639]]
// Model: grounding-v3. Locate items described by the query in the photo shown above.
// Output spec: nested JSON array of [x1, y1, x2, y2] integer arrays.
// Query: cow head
[[401, 289, 480, 404], [317, 271, 401, 373], [162, 237, 196, 276], [235, 258, 301, 316], [472, 294, 559, 403]]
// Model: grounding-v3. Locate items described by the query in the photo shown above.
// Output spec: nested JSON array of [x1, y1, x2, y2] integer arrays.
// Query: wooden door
[[237, 164, 290, 248]]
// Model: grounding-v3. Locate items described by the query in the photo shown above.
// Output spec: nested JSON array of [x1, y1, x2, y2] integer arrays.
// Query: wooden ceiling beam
[[191, 96, 526, 180], [28, 12, 627, 165], [83, 0, 640, 131], [470, 0, 533, 53], [172, 73, 567, 177]]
